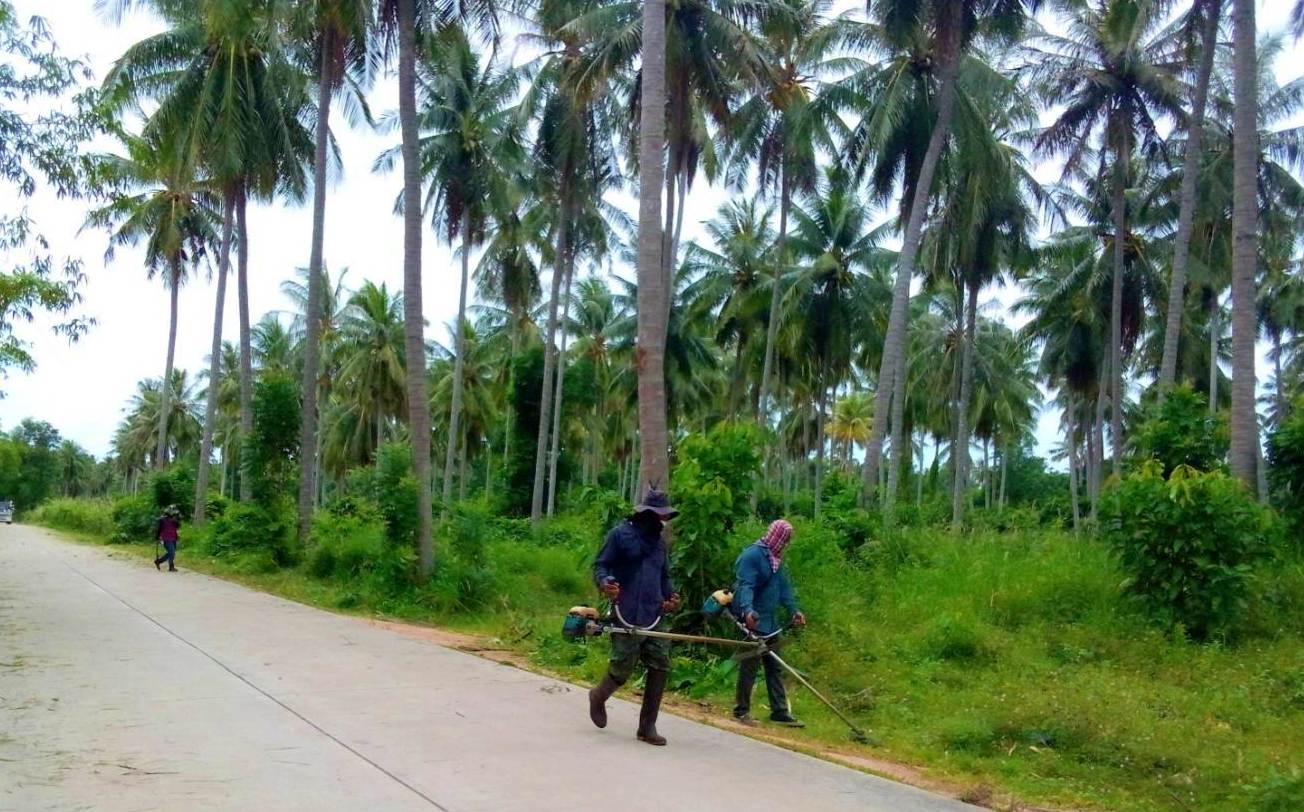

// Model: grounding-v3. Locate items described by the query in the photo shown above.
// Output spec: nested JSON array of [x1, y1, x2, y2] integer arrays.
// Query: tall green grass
[[31, 498, 1304, 811]]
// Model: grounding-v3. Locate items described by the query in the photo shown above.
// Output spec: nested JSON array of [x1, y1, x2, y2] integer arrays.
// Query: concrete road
[[0, 525, 974, 812]]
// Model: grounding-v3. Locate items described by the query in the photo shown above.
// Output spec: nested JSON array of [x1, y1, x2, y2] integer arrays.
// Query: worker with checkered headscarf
[[732, 519, 806, 728]]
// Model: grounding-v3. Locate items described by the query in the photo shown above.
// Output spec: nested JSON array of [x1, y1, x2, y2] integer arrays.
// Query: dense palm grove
[[8, 1, 1304, 806], [45, 0, 1297, 534]]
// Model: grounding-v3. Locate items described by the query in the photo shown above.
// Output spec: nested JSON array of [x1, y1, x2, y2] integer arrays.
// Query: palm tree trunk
[[1067, 397, 1081, 535], [297, 44, 333, 545], [999, 446, 1007, 510], [531, 198, 571, 523], [635, 0, 669, 496], [443, 212, 473, 510], [547, 256, 576, 516], [1109, 126, 1128, 477], [236, 186, 253, 502], [951, 278, 979, 528], [1092, 377, 1105, 521], [982, 440, 990, 510], [1209, 303, 1220, 412], [155, 258, 181, 469], [1229, 0, 1259, 487], [459, 433, 468, 502], [398, 0, 435, 580], [814, 382, 827, 519], [862, 3, 964, 504], [1275, 334, 1287, 419], [885, 349, 907, 522], [915, 430, 925, 506], [1159, 0, 1221, 392], [193, 192, 235, 525], [759, 165, 790, 420]]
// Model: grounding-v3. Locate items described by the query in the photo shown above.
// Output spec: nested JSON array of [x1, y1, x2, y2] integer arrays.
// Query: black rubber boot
[[154, 558, 162, 571], [636, 669, 669, 746], [588, 673, 623, 729]]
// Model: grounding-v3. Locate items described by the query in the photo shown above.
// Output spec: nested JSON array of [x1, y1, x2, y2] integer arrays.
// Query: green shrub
[[149, 465, 195, 519], [1243, 769, 1304, 811], [1268, 400, 1304, 549], [919, 614, 991, 662], [30, 498, 115, 537], [241, 373, 300, 501], [1103, 462, 1274, 639], [111, 493, 159, 542], [207, 500, 296, 566], [1131, 385, 1228, 475]]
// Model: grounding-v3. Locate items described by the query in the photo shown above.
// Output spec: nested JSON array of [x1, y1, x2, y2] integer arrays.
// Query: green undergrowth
[[28, 499, 1304, 812]]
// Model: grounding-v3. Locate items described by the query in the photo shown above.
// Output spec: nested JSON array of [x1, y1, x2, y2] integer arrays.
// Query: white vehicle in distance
[[0, 501, 13, 524]]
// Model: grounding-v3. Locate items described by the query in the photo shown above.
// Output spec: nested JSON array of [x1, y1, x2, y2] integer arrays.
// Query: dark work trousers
[[156, 540, 177, 570], [734, 646, 789, 719]]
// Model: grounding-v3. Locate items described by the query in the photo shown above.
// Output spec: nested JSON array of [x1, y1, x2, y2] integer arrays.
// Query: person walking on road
[[733, 518, 806, 728], [154, 506, 181, 572], [587, 487, 682, 746]]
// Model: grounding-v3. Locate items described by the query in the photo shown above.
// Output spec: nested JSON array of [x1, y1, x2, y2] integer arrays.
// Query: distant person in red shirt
[[154, 506, 181, 572]]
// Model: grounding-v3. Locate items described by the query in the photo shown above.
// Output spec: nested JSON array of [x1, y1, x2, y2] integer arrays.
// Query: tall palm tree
[[1158, 0, 1222, 392], [1228, 0, 1258, 485], [102, 0, 312, 513], [723, 0, 847, 422], [84, 128, 216, 470], [377, 0, 506, 575], [400, 26, 521, 509], [1031, 0, 1183, 476], [290, 0, 375, 544], [856, 0, 1043, 503]]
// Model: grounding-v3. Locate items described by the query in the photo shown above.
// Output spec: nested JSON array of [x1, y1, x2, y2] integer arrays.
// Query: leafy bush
[[1267, 400, 1304, 548], [149, 464, 195, 518], [111, 493, 159, 542], [242, 372, 300, 502], [1131, 385, 1228, 475], [671, 423, 764, 622], [206, 500, 296, 567], [1103, 462, 1274, 639], [1243, 769, 1304, 811], [30, 497, 115, 537]]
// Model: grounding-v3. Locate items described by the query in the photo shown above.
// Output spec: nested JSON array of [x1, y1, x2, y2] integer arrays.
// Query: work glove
[[600, 579, 621, 600], [661, 592, 682, 614], [745, 611, 759, 631], [792, 611, 806, 628]]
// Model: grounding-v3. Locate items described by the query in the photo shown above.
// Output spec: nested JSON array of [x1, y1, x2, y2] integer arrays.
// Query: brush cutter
[[702, 589, 872, 745], [562, 605, 768, 653]]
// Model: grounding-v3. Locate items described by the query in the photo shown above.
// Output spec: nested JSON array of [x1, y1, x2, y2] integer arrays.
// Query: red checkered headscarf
[[756, 519, 794, 572]]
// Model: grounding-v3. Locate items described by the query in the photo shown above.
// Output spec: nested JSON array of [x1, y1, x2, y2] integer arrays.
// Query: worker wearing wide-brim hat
[[587, 487, 682, 746]]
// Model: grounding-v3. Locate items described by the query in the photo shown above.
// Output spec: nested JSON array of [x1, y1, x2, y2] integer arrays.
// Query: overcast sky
[[2, 0, 1300, 462]]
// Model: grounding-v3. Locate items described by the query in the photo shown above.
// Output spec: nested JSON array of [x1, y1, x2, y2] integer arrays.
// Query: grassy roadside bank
[[27, 499, 1304, 812]]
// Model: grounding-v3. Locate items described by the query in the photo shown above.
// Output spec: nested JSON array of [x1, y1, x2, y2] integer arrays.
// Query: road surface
[[0, 524, 974, 812]]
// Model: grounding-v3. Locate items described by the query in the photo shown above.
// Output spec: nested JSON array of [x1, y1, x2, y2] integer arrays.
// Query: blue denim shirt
[[733, 543, 799, 635], [593, 519, 674, 627]]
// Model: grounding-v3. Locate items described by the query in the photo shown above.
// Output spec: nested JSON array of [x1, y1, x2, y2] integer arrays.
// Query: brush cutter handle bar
[[613, 604, 660, 632]]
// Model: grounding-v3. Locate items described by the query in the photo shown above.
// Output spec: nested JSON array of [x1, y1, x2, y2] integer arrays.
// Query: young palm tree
[[84, 129, 216, 470], [1031, 0, 1183, 476], [334, 281, 408, 460]]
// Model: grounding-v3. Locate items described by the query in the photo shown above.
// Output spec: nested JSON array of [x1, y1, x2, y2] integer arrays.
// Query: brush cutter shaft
[[607, 625, 767, 649], [762, 648, 865, 735]]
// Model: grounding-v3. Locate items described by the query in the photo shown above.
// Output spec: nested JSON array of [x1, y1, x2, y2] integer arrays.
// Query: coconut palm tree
[[854, 0, 1044, 504], [289, 0, 375, 545], [1228, 0, 1258, 485], [101, 0, 313, 513], [1031, 0, 1184, 477], [722, 0, 849, 422], [84, 128, 216, 470], [332, 281, 408, 463], [401, 26, 522, 509], [1158, 0, 1222, 392]]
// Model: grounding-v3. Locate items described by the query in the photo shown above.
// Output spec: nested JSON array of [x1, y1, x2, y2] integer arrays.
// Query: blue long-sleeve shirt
[[593, 519, 674, 627], [732, 543, 799, 635]]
